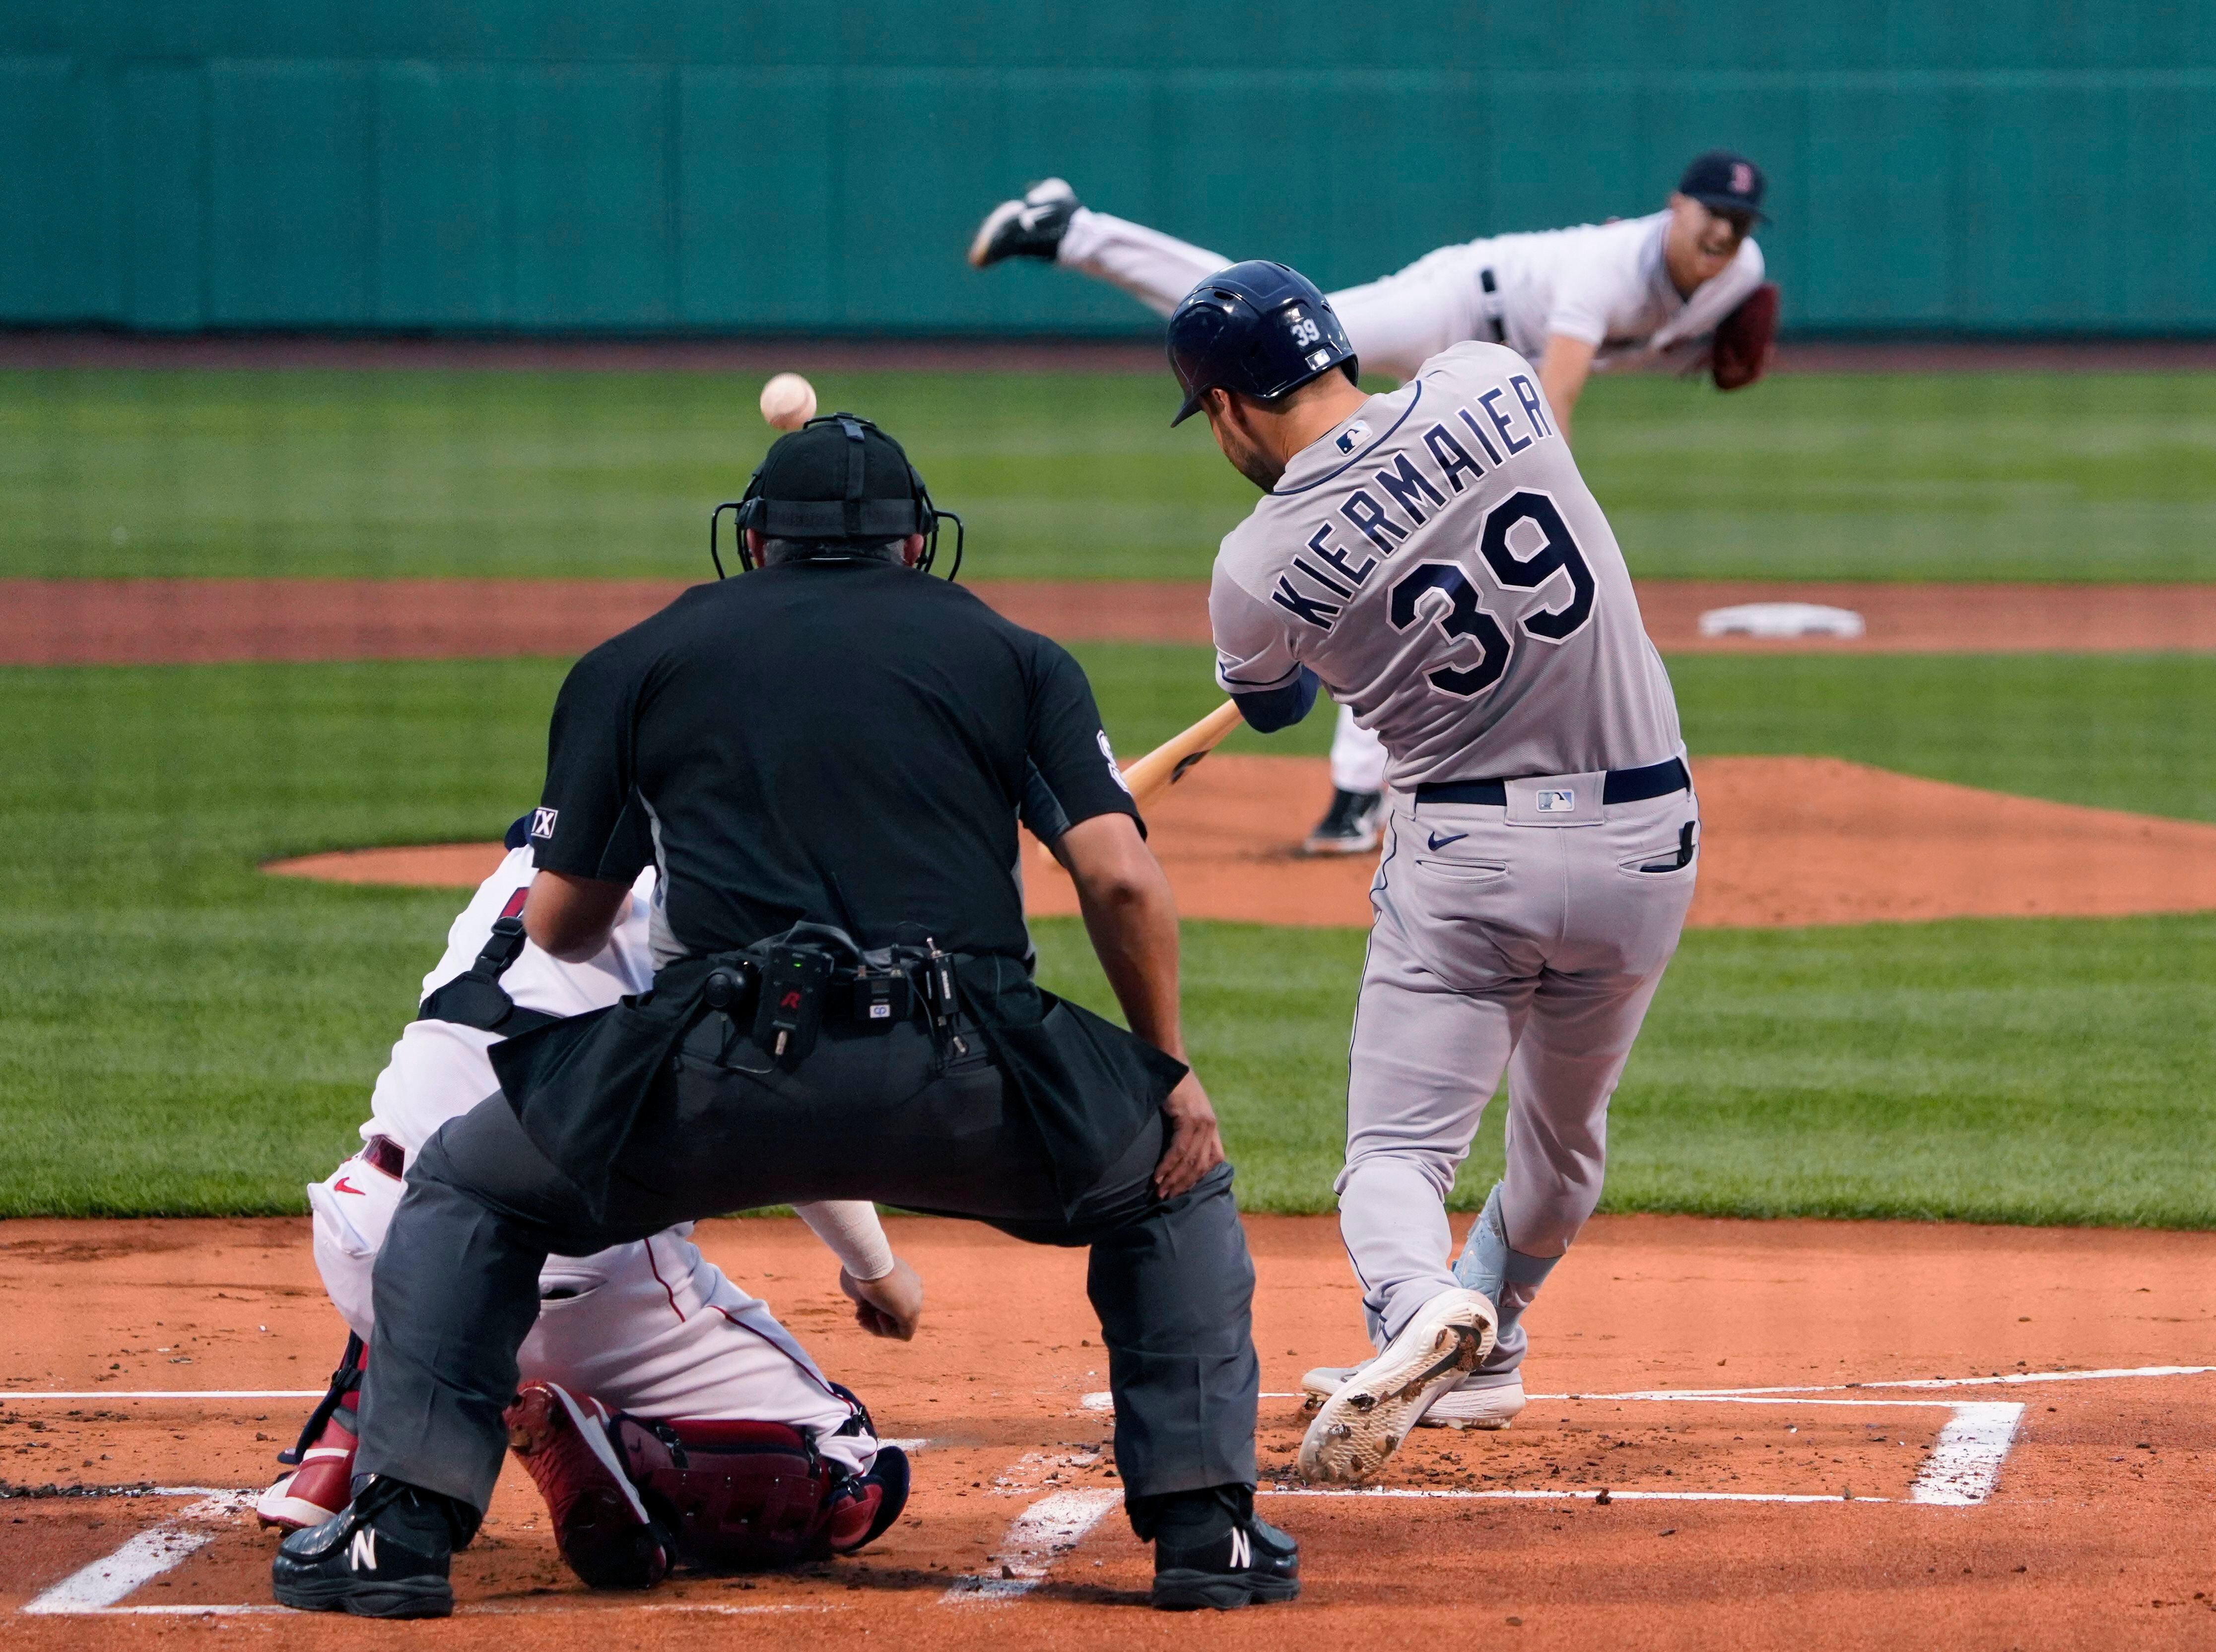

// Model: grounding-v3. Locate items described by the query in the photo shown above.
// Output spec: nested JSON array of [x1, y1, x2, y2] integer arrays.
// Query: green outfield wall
[[3, 3, 2214, 335]]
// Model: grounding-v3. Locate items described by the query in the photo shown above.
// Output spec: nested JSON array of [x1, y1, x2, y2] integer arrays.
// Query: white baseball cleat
[[1301, 1362, 1525, 1430], [1296, 1288, 1496, 1482], [967, 179, 1079, 267]]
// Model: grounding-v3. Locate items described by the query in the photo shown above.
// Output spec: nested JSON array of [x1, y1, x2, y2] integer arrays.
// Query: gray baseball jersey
[[1210, 341, 1681, 791]]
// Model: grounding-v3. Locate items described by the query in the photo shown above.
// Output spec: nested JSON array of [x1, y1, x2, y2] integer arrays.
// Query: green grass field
[[7, 367, 2216, 582], [6, 363, 2210, 1225], [4, 650, 2210, 1223]]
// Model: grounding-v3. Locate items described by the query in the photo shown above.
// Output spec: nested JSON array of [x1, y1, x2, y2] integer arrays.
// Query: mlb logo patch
[[1306, 347, 1335, 370], [530, 806, 559, 839], [1335, 420, 1370, 455], [1098, 729, 1133, 794], [1535, 789, 1576, 812]]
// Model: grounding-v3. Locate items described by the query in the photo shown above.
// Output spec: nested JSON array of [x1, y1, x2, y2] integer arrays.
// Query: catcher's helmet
[[1165, 261, 1357, 426]]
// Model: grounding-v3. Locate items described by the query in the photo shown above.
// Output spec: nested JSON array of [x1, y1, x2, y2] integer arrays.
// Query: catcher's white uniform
[[307, 845, 883, 1477]]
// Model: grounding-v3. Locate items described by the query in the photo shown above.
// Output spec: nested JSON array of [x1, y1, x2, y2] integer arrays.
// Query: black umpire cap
[[740, 413, 933, 543], [1678, 150, 1768, 224]]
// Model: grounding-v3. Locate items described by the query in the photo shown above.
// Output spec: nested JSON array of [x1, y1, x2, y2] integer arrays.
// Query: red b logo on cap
[[1730, 162, 1753, 195]]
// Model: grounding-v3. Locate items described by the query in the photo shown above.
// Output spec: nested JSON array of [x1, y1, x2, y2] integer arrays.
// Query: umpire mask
[[713, 414, 963, 578]]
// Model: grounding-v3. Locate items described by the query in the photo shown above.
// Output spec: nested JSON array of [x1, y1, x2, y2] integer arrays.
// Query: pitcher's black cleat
[[270, 1476, 464, 1619], [968, 179, 1079, 267], [1301, 787, 1383, 856], [1151, 1514, 1301, 1610]]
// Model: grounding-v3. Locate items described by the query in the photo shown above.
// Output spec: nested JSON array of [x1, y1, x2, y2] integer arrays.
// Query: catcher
[[971, 148, 1778, 853], [258, 818, 916, 1586]]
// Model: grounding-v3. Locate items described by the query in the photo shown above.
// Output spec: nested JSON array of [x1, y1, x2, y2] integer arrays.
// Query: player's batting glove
[[1711, 282, 1779, 391]]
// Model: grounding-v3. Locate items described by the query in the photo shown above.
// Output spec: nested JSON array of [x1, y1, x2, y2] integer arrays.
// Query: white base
[[1697, 601, 1866, 639]]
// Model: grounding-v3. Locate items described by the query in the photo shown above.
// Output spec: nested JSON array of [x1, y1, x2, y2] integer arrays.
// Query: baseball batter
[[972, 151, 1771, 857], [1166, 264, 1698, 1480], [260, 815, 915, 1580]]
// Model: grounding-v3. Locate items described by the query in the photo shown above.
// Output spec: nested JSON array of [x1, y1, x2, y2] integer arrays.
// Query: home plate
[[1698, 601, 1865, 639]]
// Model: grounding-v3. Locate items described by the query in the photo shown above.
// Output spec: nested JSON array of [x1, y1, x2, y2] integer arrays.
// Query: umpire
[[271, 413, 1297, 1616]]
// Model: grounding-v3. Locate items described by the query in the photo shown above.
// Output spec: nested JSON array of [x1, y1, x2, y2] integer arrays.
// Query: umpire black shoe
[[968, 178, 1078, 267], [1152, 1514, 1301, 1610], [1302, 787, 1383, 856], [270, 1475, 462, 1618]]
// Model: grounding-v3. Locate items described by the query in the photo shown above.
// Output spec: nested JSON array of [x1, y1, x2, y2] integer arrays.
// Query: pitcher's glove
[[1711, 282, 1778, 391]]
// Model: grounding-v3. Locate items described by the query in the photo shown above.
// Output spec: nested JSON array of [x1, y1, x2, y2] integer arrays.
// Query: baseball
[[759, 372, 817, 431]]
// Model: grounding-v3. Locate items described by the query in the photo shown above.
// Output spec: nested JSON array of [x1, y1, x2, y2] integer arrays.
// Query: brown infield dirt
[[7, 577, 2216, 666], [2, 1214, 2211, 1648], [16, 567, 2216, 1641], [269, 753, 2216, 931]]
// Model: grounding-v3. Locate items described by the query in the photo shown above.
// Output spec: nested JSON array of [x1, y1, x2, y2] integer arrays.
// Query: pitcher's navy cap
[[1678, 150, 1767, 223]]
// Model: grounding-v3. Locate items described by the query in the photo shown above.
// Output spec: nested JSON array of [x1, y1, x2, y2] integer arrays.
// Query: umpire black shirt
[[529, 559, 1140, 964]]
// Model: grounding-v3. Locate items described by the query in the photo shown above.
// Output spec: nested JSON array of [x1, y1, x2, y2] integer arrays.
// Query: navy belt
[[1478, 267, 1506, 343], [1414, 756, 1689, 809]]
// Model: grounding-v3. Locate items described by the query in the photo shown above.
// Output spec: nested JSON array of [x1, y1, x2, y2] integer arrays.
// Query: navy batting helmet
[[1166, 261, 1358, 427]]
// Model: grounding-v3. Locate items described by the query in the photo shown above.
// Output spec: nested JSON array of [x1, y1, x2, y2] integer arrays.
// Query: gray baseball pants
[[1339, 782, 1698, 1352]]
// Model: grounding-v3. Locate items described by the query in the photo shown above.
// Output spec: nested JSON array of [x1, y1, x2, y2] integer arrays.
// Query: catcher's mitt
[[1711, 282, 1778, 391]]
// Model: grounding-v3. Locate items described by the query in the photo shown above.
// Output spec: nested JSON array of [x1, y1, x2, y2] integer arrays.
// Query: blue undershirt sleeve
[[1230, 665, 1321, 734]]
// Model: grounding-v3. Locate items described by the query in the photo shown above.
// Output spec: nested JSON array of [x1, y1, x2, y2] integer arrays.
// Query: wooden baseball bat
[[1120, 699, 1245, 809]]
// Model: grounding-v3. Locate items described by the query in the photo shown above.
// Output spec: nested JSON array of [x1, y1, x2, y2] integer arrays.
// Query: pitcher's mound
[[1026, 754, 2216, 928], [269, 840, 511, 888], [268, 754, 2216, 930]]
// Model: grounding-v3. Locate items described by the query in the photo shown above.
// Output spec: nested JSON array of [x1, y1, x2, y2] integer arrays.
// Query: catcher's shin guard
[[256, 1332, 365, 1531], [612, 1416, 840, 1570], [822, 1443, 909, 1556], [505, 1383, 672, 1589]]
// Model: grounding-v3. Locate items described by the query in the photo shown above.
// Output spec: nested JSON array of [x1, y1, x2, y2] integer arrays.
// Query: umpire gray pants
[[1340, 784, 1698, 1349], [353, 1012, 1257, 1519]]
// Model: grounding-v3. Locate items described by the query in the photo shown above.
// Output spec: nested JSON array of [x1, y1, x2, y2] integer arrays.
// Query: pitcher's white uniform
[[307, 845, 882, 1477], [1066, 204, 1761, 797], [1211, 341, 1698, 1386]]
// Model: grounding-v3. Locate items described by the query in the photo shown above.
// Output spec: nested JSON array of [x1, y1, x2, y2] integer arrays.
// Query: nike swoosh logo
[[1427, 831, 1469, 851]]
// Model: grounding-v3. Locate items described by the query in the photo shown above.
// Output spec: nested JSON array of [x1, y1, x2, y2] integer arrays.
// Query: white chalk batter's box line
[[1264, 1395, 2021, 1505], [17, 1366, 2209, 1615], [943, 1393, 2018, 1608], [946, 1364, 2214, 1605], [10, 1363, 2198, 1407], [1069, 1362, 2216, 1413]]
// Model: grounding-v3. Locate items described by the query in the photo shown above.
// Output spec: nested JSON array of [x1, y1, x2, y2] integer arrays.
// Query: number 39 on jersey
[[1390, 489, 1597, 699]]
